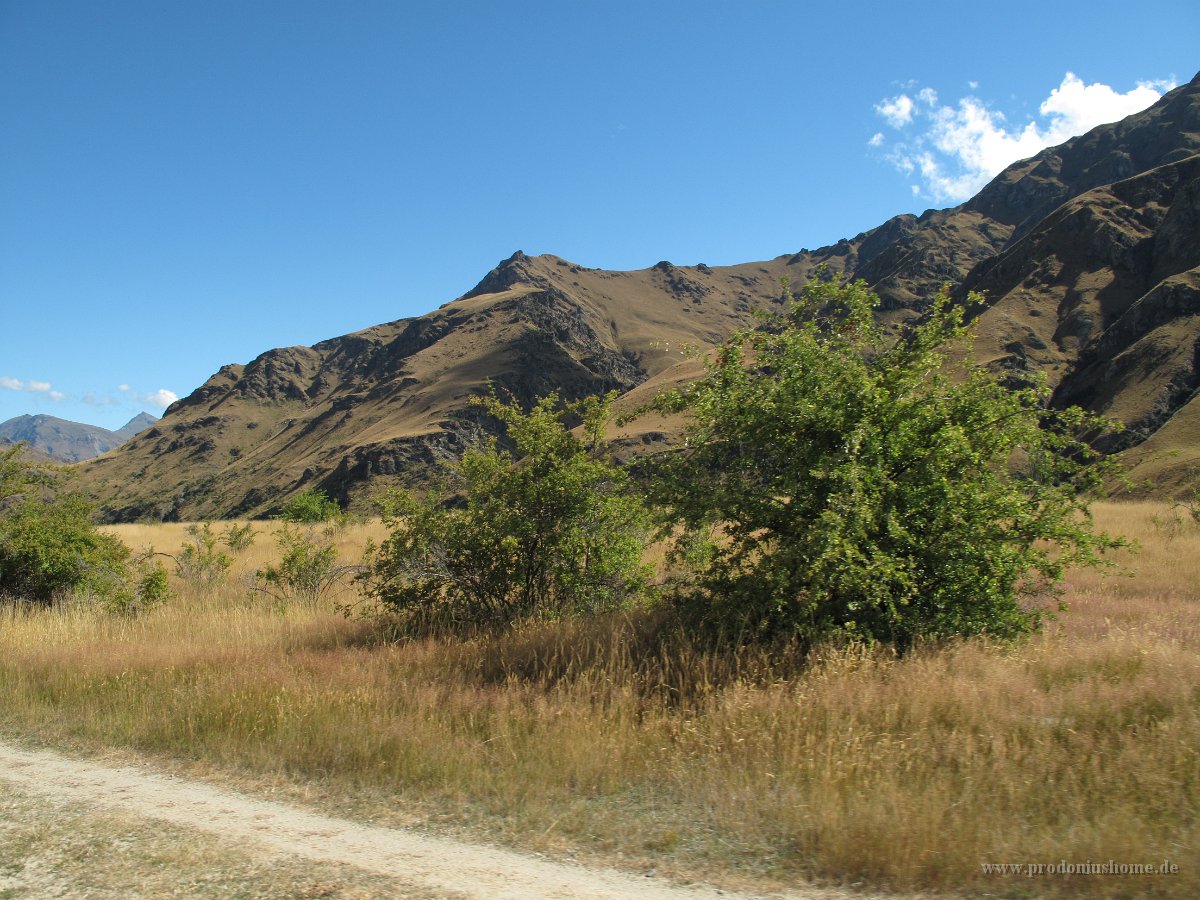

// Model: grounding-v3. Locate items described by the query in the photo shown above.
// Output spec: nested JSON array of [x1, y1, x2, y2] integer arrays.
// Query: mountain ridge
[[79, 73, 1200, 520], [0, 413, 159, 464]]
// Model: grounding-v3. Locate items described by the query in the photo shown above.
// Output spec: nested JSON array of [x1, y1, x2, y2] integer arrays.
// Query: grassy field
[[0, 505, 1197, 898]]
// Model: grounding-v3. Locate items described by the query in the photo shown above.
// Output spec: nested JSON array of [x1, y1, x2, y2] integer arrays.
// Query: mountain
[[80, 74, 1200, 520], [0, 415, 123, 463], [0, 413, 159, 464], [114, 412, 160, 442]]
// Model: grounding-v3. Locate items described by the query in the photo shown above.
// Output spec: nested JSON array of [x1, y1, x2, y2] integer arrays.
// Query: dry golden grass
[[0, 503, 1197, 897]]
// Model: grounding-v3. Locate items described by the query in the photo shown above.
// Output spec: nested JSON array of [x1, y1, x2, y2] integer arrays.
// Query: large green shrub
[[646, 276, 1123, 648], [361, 392, 652, 628], [0, 444, 160, 610]]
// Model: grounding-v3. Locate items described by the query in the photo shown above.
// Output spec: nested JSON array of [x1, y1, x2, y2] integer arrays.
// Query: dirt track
[[0, 740, 861, 899]]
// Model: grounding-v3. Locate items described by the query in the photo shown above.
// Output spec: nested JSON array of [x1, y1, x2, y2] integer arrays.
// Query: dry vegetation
[[0, 504, 1197, 898]]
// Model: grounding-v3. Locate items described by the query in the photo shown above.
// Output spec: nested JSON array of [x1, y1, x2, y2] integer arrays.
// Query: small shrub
[[221, 522, 256, 553], [278, 489, 343, 525], [134, 557, 172, 607], [256, 524, 356, 605], [1152, 491, 1200, 543], [1172, 488, 1200, 526], [361, 391, 652, 630], [174, 523, 232, 590], [97, 552, 173, 616]]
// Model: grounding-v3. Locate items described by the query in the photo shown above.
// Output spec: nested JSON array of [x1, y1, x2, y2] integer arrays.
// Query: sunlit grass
[[0, 503, 1196, 897]]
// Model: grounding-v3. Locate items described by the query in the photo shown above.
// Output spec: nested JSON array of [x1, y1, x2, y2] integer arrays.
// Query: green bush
[[0, 444, 159, 611], [173, 523, 232, 589], [256, 524, 350, 605], [361, 392, 652, 629], [278, 489, 343, 525], [221, 521, 256, 553], [646, 276, 1124, 648], [99, 553, 173, 616]]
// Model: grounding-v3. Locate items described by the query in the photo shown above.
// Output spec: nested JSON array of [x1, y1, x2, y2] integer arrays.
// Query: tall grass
[[0, 503, 1196, 897]]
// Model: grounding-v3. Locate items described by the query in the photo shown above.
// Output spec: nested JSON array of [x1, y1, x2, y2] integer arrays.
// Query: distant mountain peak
[[115, 412, 159, 441], [0, 411, 161, 463], [0, 414, 119, 463]]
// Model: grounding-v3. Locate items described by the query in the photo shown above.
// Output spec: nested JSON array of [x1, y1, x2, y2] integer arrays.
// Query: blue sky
[[2, 0, 1197, 430]]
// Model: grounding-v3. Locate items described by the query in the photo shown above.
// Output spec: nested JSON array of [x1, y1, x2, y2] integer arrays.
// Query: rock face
[[80, 74, 1200, 519], [967, 156, 1200, 447], [0, 412, 158, 464]]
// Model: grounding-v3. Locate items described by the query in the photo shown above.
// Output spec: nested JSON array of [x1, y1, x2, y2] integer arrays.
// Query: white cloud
[[1, 376, 64, 400], [876, 94, 914, 127], [146, 388, 178, 409], [118, 383, 130, 392], [868, 131, 885, 148], [1038, 73, 1170, 139], [873, 72, 1176, 203]]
